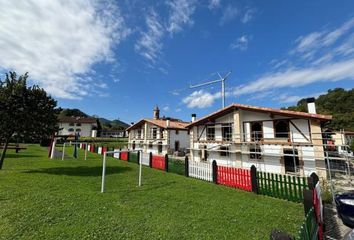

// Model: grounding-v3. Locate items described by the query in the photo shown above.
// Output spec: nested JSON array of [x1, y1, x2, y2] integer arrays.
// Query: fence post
[[149, 152, 152, 168], [303, 189, 314, 216], [212, 160, 218, 184], [127, 151, 130, 162], [308, 172, 319, 190], [303, 172, 319, 216], [165, 154, 169, 172], [137, 151, 140, 165], [250, 165, 258, 194], [185, 156, 189, 177]]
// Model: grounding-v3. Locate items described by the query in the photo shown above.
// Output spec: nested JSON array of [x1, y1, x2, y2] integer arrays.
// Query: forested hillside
[[285, 88, 354, 131], [59, 108, 129, 130]]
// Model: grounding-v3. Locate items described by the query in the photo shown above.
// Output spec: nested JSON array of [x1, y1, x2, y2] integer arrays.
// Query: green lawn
[[0, 145, 304, 239]]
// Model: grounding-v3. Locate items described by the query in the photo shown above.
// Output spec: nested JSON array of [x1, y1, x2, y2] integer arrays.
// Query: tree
[[0, 72, 59, 169], [284, 88, 354, 131]]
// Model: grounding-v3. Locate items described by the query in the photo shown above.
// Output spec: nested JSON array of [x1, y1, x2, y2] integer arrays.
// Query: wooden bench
[[0, 146, 27, 153]]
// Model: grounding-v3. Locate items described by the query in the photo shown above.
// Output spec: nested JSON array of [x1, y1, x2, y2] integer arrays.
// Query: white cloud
[[208, 0, 221, 10], [167, 0, 196, 34], [229, 17, 354, 100], [0, 0, 130, 99], [234, 58, 354, 96], [230, 35, 250, 51], [220, 5, 239, 25], [274, 92, 325, 104], [135, 9, 164, 63], [183, 90, 220, 108], [163, 106, 170, 111], [292, 17, 354, 60], [135, 1, 196, 64], [241, 8, 256, 23], [175, 108, 182, 112]]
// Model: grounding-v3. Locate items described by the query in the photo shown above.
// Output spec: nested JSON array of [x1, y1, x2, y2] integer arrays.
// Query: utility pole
[[189, 71, 232, 108]]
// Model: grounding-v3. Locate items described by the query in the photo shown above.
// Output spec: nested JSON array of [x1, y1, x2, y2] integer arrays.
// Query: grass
[[0, 145, 304, 239]]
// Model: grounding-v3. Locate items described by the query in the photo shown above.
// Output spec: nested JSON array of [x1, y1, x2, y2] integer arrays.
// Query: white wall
[[58, 123, 94, 137], [301, 146, 316, 176], [169, 129, 189, 151], [289, 119, 311, 143], [263, 121, 274, 138]]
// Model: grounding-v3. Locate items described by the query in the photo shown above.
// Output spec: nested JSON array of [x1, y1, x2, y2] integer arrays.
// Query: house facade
[[331, 130, 354, 157], [58, 116, 98, 137], [127, 106, 189, 155], [187, 100, 332, 178]]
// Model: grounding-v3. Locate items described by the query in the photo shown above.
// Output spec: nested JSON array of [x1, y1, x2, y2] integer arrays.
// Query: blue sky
[[1, 0, 354, 123]]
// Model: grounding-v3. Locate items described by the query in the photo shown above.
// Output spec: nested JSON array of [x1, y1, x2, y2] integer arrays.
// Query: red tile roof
[[127, 118, 189, 131], [187, 103, 332, 128], [58, 116, 97, 124]]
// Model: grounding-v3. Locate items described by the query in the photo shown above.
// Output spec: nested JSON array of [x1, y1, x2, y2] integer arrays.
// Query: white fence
[[113, 148, 120, 159], [189, 161, 213, 182], [141, 152, 150, 166]]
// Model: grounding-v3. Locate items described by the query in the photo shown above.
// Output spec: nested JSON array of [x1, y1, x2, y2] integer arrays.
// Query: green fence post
[[250, 165, 258, 194], [212, 160, 218, 184], [185, 156, 189, 177], [149, 152, 152, 168], [165, 154, 169, 172]]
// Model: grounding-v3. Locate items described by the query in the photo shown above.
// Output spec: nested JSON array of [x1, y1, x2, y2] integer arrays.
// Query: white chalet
[[187, 100, 332, 179], [127, 106, 189, 155], [58, 116, 98, 137]]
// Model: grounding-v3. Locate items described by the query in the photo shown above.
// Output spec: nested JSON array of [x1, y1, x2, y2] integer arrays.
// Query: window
[[152, 128, 157, 139], [137, 129, 142, 139], [76, 123, 81, 126], [284, 149, 300, 173], [220, 146, 230, 157], [174, 141, 180, 151], [158, 142, 162, 153], [199, 145, 207, 161], [251, 122, 263, 141], [222, 124, 232, 141], [69, 123, 74, 126], [274, 120, 290, 138], [68, 128, 74, 132], [148, 142, 153, 149], [250, 146, 262, 160], [75, 128, 81, 132], [175, 130, 179, 135], [160, 129, 164, 138], [206, 125, 215, 141]]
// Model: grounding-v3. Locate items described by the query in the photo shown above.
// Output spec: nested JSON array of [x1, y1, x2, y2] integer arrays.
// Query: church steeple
[[153, 105, 160, 119]]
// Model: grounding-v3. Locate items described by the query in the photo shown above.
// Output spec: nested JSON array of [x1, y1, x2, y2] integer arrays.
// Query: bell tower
[[153, 105, 160, 119]]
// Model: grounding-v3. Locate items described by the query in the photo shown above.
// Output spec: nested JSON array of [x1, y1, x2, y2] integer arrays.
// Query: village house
[[127, 106, 189, 155], [331, 130, 354, 157], [58, 116, 98, 137], [186, 99, 332, 178]]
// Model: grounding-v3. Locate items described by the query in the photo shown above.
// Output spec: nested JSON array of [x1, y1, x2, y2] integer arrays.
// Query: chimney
[[191, 114, 196, 122], [306, 98, 316, 114], [166, 118, 170, 128], [153, 105, 160, 119]]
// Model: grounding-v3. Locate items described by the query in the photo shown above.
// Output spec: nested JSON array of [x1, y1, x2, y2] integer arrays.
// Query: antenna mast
[[189, 71, 232, 108]]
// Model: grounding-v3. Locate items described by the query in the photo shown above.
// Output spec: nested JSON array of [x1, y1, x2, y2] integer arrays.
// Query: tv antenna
[[189, 71, 232, 108]]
